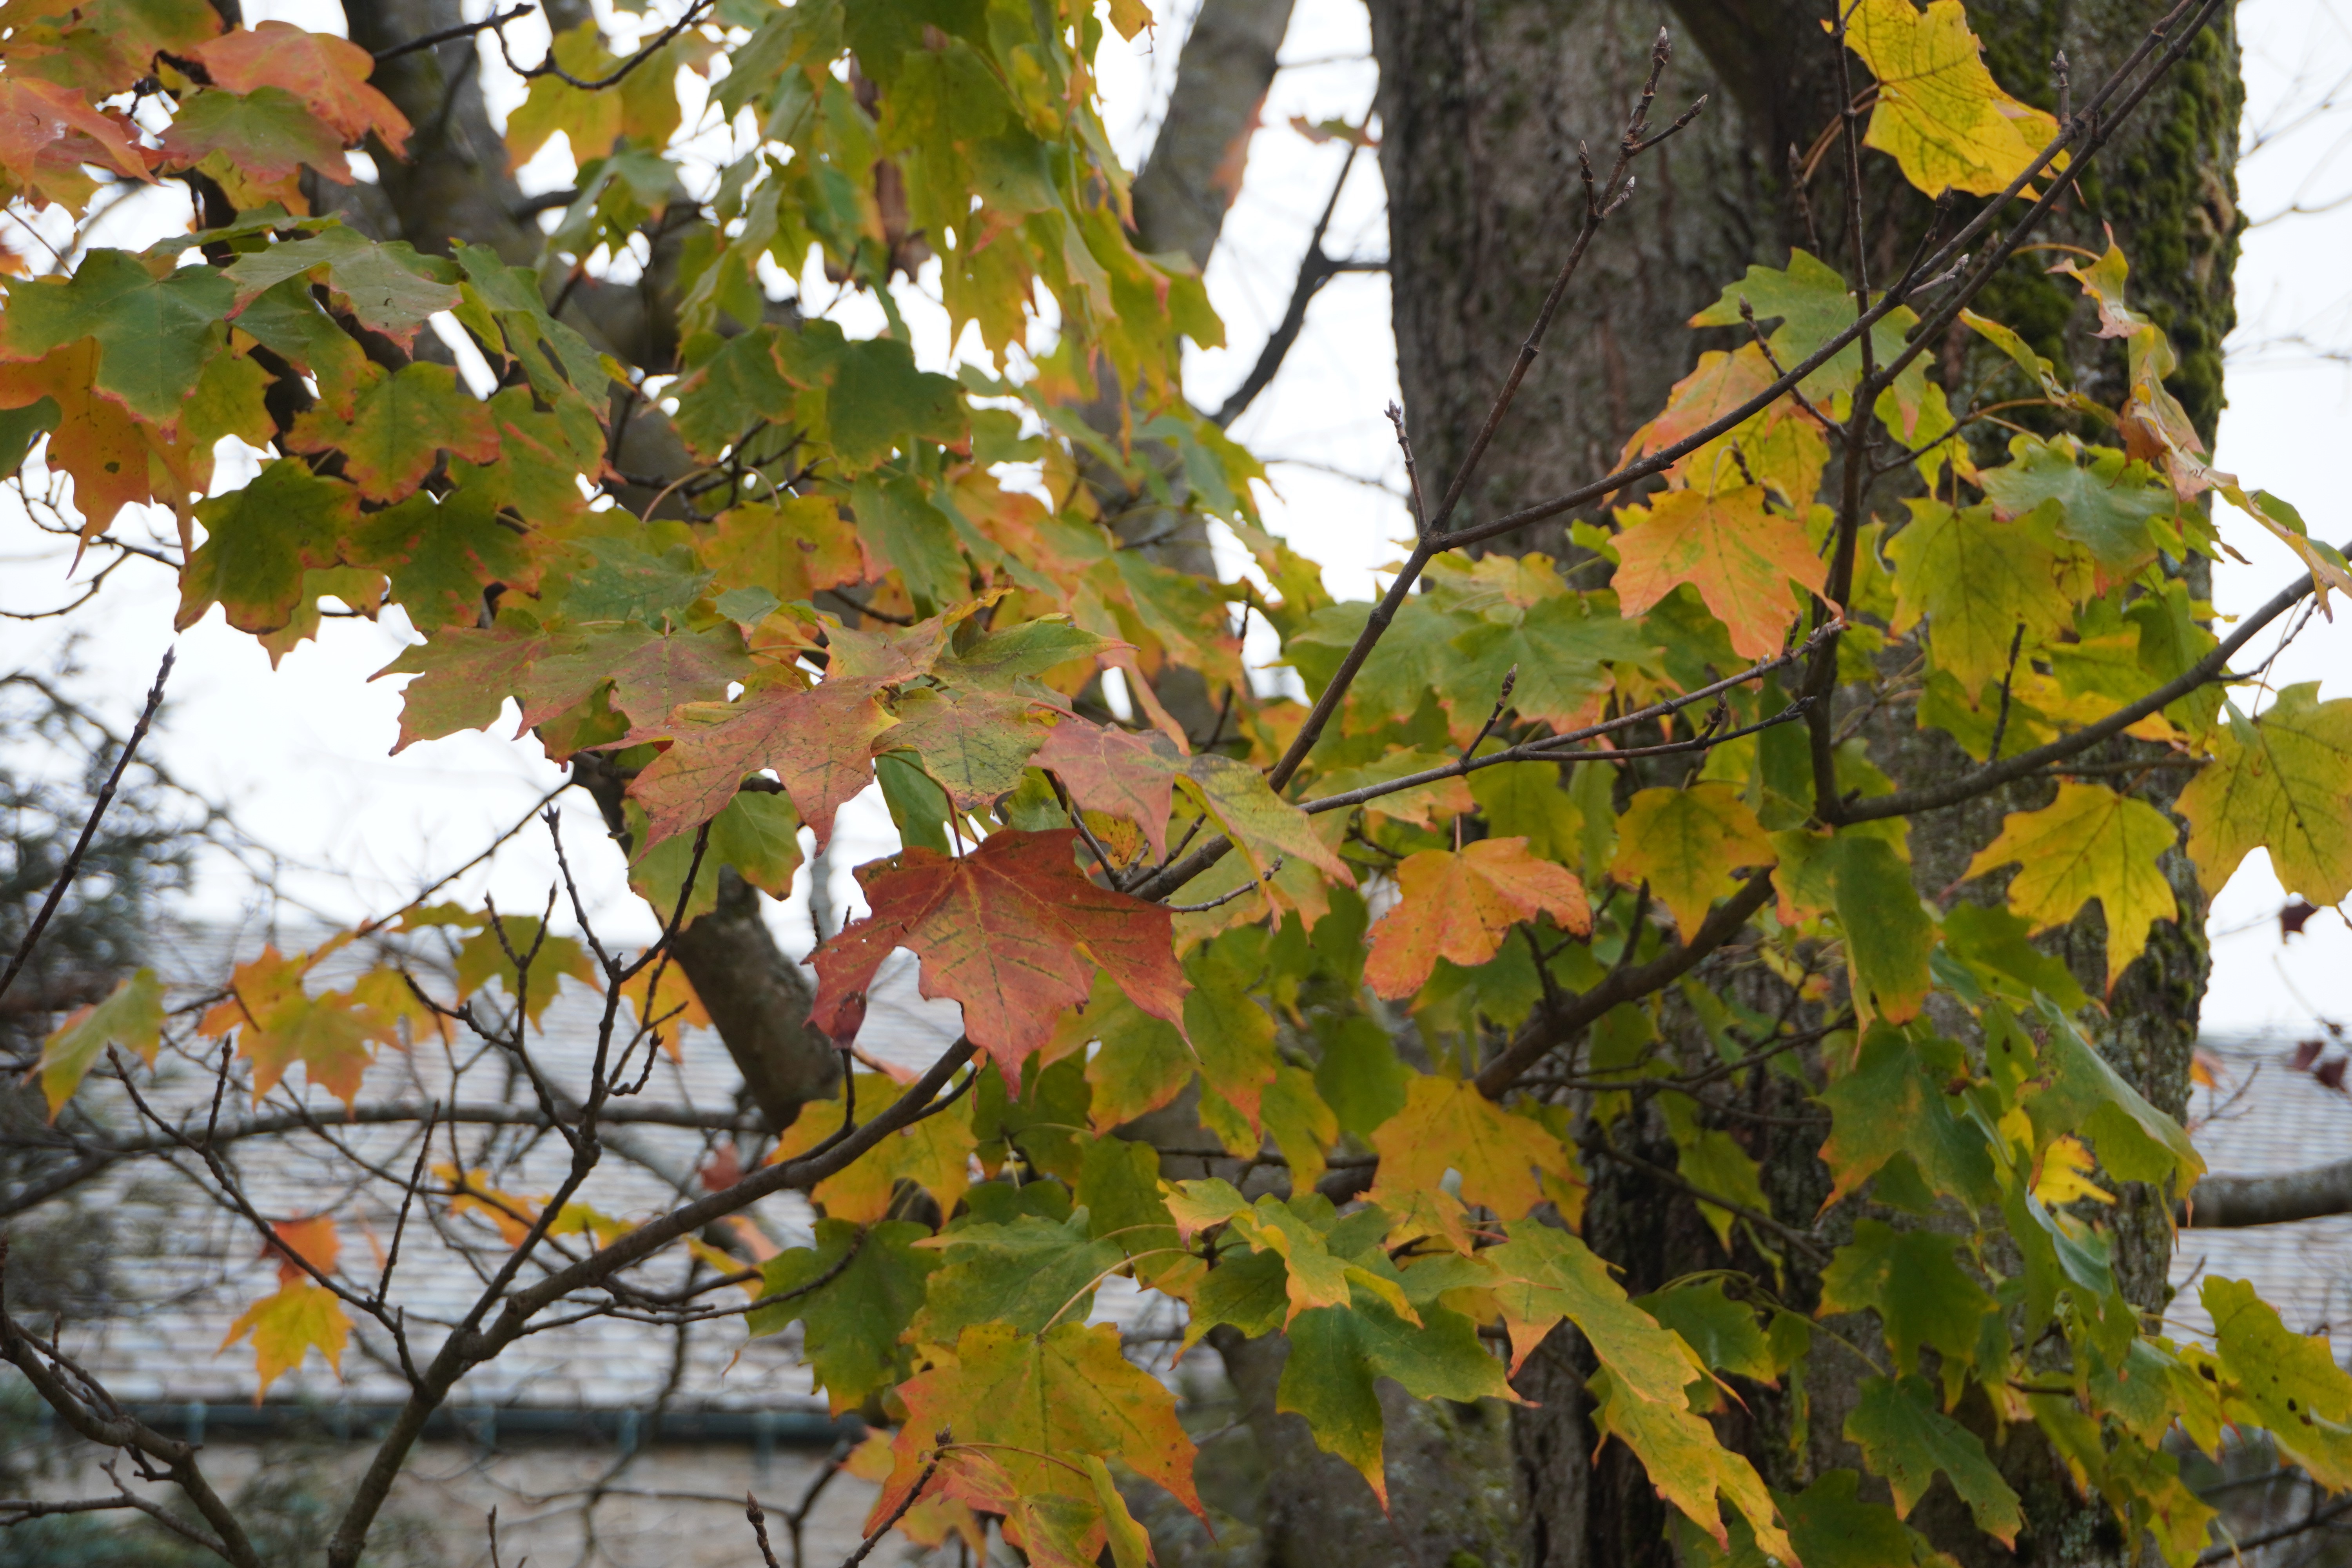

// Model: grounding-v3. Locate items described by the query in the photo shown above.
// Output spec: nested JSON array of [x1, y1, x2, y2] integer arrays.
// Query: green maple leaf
[[2, 249, 234, 425], [452, 915, 598, 1023], [2179, 684, 2352, 905], [1820, 1220, 1994, 1388], [1775, 1470, 1916, 1568], [749, 1219, 936, 1413], [829, 335, 969, 472], [1817, 1026, 1996, 1209], [289, 362, 500, 501], [853, 472, 968, 615], [2205, 1276, 2352, 1487], [1688, 247, 1922, 409], [224, 226, 461, 348], [1965, 781, 2178, 991], [910, 1210, 1126, 1344], [1277, 1287, 1512, 1504], [1885, 497, 2078, 695], [349, 481, 535, 635], [156, 86, 350, 185], [1635, 1281, 1777, 1385], [36, 968, 163, 1117], [1978, 435, 2174, 585], [2019, 1002, 2202, 1194], [1845, 1376, 2021, 1543], [1772, 827, 1937, 1024], [177, 459, 360, 634], [1450, 591, 1657, 735], [1079, 970, 1195, 1127], [626, 789, 802, 923], [229, 276, 372, 415]]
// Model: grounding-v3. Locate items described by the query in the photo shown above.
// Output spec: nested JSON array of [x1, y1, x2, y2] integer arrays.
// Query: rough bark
[[1132, 0, 1300, 270], [1363, 2, 2239, 1566]]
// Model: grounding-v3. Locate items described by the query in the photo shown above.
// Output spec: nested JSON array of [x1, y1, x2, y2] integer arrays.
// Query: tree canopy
[[5, 0, 2350, 1565]]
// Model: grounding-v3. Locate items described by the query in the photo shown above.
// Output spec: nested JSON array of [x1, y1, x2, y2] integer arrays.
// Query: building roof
[[46, 920, 1170, 1419]]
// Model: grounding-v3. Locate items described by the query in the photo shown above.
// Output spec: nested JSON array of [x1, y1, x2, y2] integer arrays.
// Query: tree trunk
[[1363, 1, 2239, 1565]]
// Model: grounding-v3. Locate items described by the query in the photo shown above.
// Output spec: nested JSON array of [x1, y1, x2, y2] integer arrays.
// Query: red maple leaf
[[810, 829, 1187, 1074]]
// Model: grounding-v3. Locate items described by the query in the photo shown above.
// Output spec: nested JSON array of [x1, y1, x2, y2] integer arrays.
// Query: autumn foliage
[[9, 0, 2352, 1565]]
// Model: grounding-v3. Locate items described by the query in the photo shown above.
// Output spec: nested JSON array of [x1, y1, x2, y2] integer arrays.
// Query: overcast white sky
[[0, 0, 2347, 1037]]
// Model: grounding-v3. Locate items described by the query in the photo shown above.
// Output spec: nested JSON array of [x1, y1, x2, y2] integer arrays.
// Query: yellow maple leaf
[[1964, 781, 2179, 991], [2033, 1135, 2116, 1207], [1368, 1073, 1576, 1221], [221, 1280, 350, 1397], [1845, 0, 2062, 198]]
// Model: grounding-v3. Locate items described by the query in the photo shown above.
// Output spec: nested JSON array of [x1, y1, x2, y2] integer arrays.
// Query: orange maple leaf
[[1611, 485, 1829, 660], [1365, 837, 1592, 999]]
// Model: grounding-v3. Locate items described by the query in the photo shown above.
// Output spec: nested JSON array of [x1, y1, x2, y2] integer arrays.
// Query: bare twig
[[0, 649, 171, 1007]]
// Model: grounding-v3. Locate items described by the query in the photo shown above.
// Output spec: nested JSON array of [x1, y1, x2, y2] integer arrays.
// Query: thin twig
[[0, 648, 171, 1006]]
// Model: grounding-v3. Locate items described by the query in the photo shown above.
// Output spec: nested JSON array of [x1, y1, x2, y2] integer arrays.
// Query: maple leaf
[[1612, 486, 1828, 660], [1277, 1287, 1514, 1502], [155, 86, 352, 188], [2205, 1276, 2352, 1487], [1817, 1027, 1993, 1209], [223, 227, 461, 348], [1450, 592, 1657, 737], [1366, 837, 1591, 999], [1, 249, 234, 426], [628, 789, 802, 924], [452, 915, 599, 1024], [704, 496, 864, 607], [350, 485, 536, 637], [811, 829, 1187, 1074], [190, 22, 412, 149], [1845, 1376, 2022, 1543], [0, 339, 154, 536], [197, 944, 397, 1105], [1820, 1220, 1995, 1387], [1610, 784, 1775, 940], [1770, 827, 1936, 1024], [1977, 435, 2173, 587], [0, 77, 151, 203], [221, 1279, 350, 1397], [623, 679, 896, 850], [873, 1322, 1201, 1534], [1034, 721, 1183, 858], [1485, 1222, 1710, 1392], [1965, 781, 2179, 991], [1844, 0, 2060, 198], [1688, 248, 1923, 407], [287, 363, 500, 501], [177, 459, 361, 634], [909, 1210, 1126, 1344], [1884, 497, 2078, 695], [2179, 684, 2352, 906], [1591, 1367, 1796, 1561], [885, 684, 1064, 810], [748, 1219, 937, 1412], [769, 1073, 977, 1222], [267, 1214, 341, 1285], [35, 967, 163, 1117], [1368, 1073, 1576, 1221]]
